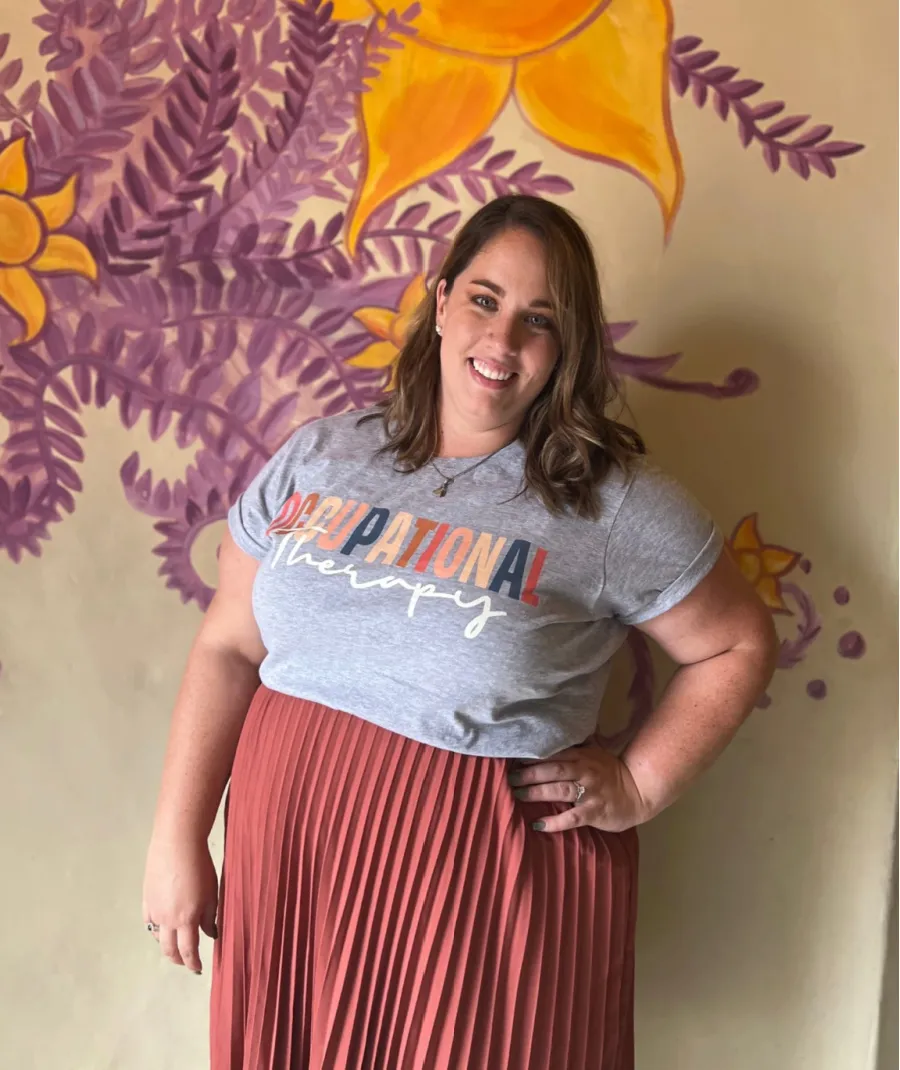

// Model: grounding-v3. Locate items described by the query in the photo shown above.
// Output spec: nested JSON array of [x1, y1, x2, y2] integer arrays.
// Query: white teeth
[[472, 359, 514, 382]]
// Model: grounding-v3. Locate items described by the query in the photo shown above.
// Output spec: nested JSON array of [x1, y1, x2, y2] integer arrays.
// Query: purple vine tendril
[[606, 321, 759, 399], [776, 581, 823, 669], [754, 581, 824, 708]]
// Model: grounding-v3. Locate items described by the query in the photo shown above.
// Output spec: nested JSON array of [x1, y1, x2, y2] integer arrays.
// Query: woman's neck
[[437, 418, 521, 459]]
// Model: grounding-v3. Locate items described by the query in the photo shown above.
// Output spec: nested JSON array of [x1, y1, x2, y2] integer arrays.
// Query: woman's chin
[[460, 392, 520, 425], [439, 375, 532, 430]]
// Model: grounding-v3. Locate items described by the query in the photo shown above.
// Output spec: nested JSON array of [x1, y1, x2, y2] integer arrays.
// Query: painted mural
[[0, 0, 867, 728]]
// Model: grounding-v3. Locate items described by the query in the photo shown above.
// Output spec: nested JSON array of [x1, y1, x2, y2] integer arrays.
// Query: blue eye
[[527, 314, 552, 330], [473, 294, 496, 310]]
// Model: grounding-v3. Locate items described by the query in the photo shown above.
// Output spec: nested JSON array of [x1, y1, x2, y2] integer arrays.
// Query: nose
[[485, 311, 521, 355]]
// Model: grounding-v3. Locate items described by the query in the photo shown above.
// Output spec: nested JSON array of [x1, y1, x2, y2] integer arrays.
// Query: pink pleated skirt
[[210, 686, 639, 1070]]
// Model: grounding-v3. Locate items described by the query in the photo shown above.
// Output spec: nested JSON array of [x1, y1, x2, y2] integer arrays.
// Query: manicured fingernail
[[532, 821, 546, 832], [512, 788, 529, 801], [212, 924, 219, 940], [507, 774, 522, 787]]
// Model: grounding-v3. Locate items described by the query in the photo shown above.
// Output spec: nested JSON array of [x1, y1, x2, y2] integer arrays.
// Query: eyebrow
[[470, 278, 553, 311]]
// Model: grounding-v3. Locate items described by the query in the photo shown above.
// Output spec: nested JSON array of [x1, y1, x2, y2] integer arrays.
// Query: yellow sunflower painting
[[347, 274, 427, 387], [728, 515, 801, 614], [334, 0, 682, 252], [0, 137, 97, 345]]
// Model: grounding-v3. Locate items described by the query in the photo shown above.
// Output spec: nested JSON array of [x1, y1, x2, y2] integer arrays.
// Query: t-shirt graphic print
[[229, 408, 724, 758]]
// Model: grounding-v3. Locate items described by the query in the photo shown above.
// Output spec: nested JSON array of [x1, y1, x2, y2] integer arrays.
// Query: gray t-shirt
[[228, 408, 724, 758]]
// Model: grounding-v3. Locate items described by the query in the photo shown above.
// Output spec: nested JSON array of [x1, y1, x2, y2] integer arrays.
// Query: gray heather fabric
[[228, 408, 724, 758]]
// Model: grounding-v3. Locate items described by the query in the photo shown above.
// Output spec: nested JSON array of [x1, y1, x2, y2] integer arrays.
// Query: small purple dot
[[833, 586, 850, 605], [755, 693, 773, 710], [799, 559, 812, 573], [806, 679, 827, 700], [838, 631, 867, 659]]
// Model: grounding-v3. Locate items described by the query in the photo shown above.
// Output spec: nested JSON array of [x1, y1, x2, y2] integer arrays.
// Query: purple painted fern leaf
[[426, 137, 574, 205], [91, 17, 241, 273], [214, 0, 336, 222], [671, 36, 864, 177]]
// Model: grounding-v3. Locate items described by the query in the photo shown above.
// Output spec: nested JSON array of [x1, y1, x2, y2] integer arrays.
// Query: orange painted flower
[[334, 0, 682, 252], [0, 137, 97, 344], [347, 274, 427, 387], [729, 514, 801, 614]]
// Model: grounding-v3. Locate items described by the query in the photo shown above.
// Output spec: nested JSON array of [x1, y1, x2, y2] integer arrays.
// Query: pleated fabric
[[210, 685, 639, 1070]]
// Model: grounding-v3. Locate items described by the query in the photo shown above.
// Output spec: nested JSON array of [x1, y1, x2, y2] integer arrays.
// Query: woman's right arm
[[142, 530, 265, 974]]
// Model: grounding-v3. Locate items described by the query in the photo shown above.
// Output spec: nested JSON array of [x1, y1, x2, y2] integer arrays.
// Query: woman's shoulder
[[597, 453, 705, 518], [602, 453, 718, 562], [596, 454, 723, 622], [586, 453, 664, 519], [280, 404, 386, 458]]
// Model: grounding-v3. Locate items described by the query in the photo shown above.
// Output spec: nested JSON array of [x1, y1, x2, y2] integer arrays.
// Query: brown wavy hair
[[362, 194, 645, 517]]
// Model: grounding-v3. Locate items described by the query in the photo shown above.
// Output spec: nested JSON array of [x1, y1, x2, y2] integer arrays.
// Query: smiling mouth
[[468, 358, 517, 384]]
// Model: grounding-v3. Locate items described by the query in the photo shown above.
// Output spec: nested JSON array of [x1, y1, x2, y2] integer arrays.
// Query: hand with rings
[[507, 743, 650, 834], [142, 835, 220, 975]]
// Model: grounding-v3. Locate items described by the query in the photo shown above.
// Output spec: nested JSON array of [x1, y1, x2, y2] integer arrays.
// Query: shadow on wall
[[876, 816, 898, 1070], [611, 313, 892, 1063]]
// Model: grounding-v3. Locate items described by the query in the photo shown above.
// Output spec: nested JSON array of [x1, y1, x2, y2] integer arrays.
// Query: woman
[[143, 195, 776, 1069]]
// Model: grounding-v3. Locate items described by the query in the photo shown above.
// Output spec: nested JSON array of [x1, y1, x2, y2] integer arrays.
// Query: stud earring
[[435, 324, 442, 336]]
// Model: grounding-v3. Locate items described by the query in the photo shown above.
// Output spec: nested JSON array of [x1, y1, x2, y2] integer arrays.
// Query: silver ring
[[573, 781, 586, 804], [147, 922, 160, 933]]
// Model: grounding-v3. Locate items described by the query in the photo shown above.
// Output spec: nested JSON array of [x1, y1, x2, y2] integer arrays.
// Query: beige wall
[[0, 0, 896, 1067]]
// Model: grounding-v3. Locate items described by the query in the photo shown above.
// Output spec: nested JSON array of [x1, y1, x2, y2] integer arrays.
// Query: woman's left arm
[[619, 549, 778, 822], [509, 551, 778, 832]]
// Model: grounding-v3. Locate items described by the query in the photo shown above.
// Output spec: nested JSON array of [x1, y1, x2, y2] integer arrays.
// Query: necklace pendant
[[433, 478, 452, 498]]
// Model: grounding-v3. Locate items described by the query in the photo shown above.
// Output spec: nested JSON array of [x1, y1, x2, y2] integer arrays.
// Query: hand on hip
[[507, 744, 649, 834]]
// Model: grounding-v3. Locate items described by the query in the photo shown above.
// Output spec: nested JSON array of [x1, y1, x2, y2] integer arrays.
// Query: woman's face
[[435, 228, 560, 448]]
